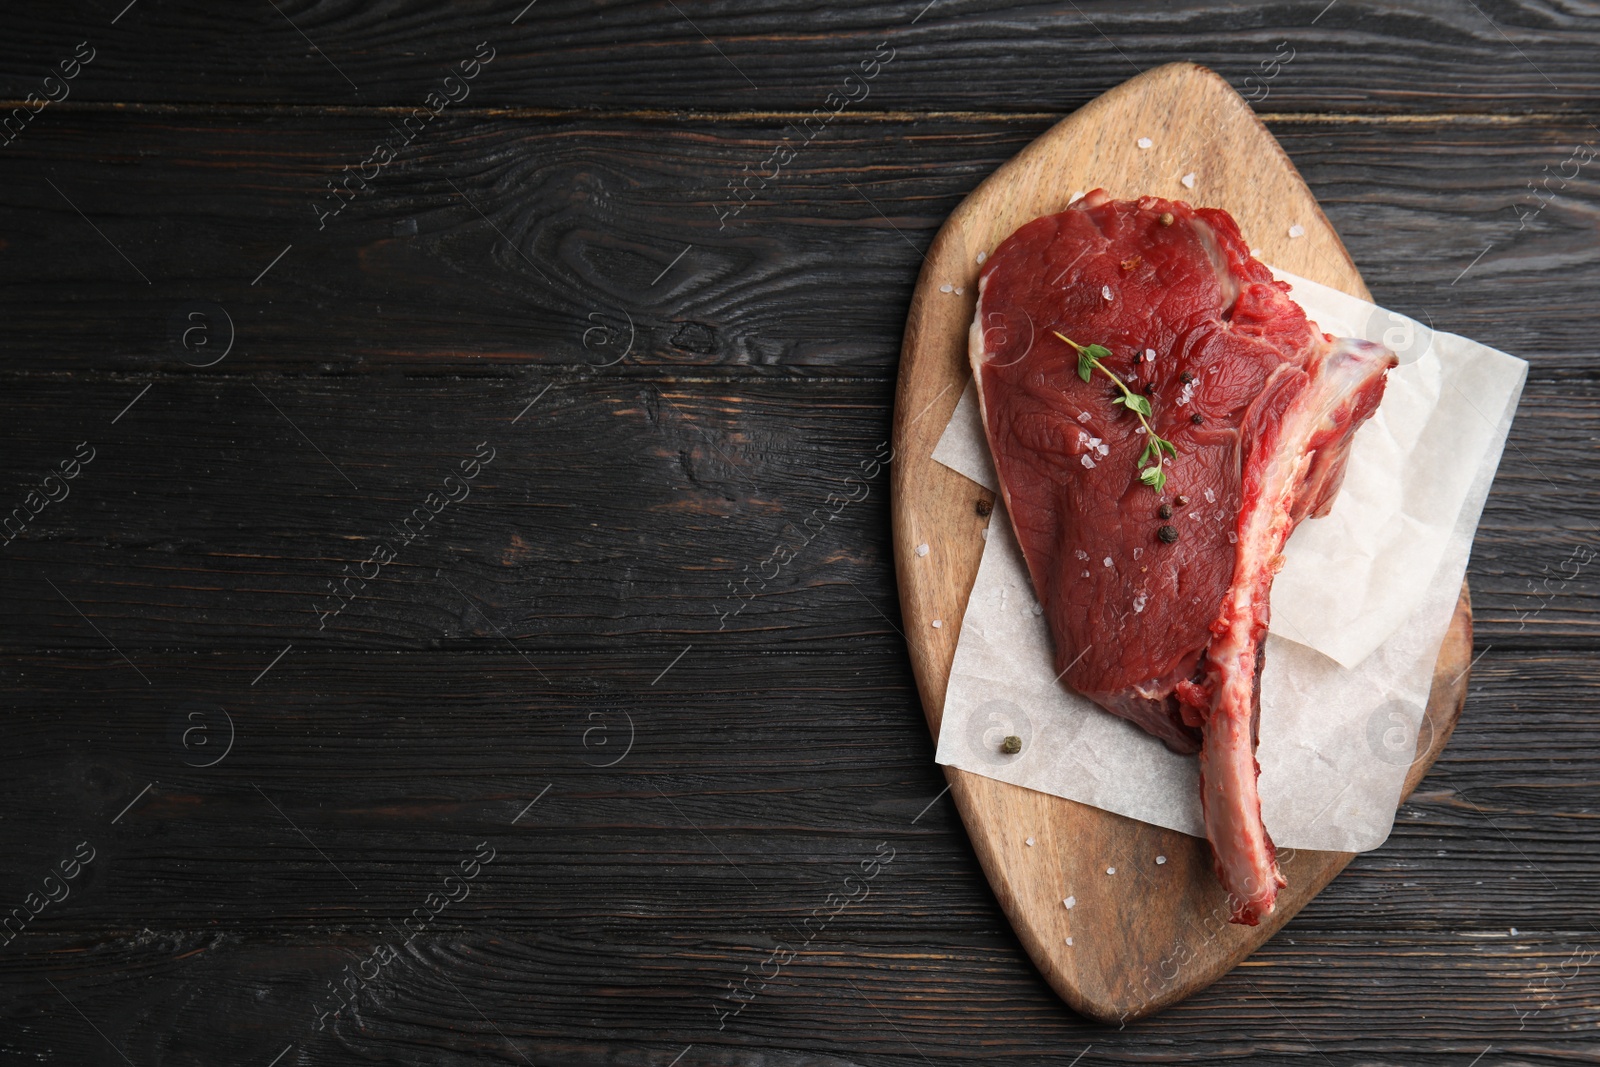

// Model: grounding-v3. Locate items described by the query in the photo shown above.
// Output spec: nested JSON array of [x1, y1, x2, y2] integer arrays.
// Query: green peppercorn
[[1001, 735, 1022, 754]]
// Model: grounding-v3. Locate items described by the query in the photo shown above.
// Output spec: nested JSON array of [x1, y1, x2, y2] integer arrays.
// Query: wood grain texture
[[1, 647, 1598, 1065], [0, 110, 1597, 376], [2, 0, 1598, 114], [891, 62, 1474, 1021], [0, 2, 1597, 1061]]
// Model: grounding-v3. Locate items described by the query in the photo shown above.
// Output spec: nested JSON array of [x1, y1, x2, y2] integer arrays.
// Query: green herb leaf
[[1055, 328, 1179, 495]]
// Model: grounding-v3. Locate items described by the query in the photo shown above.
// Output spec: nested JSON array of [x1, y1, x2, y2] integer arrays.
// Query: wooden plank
[[0, 374, 1593, 652], [0, 111, 1594, 377], [4, 903, 1598, 1062], [0, 648, 1593, 935], [0, 0, 1595, 114], [0, 618, 1591, 1059]]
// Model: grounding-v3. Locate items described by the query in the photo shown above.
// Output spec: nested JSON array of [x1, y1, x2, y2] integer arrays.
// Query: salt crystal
[[954, 287, 965, 295], [1074, 549, 1089, 561], [916, 543, 929, 557], [1131, 547, 1142, 560], [1227, 531, 1238, 544], [1144, 348, 1156, 362], [1137, 137, 1153, 149], [976, 250, 987, 264], [1068, 190, 1086, 205], [1081, 570, 1089, 578], [1250, 248, 1263, 259], [1511, 927, 1519, 935], [1204, 488, 1216, 503], [1289, 224, 1306, 239], [1066, 936, 1074, 946], [1156, 855, 1167, 865], [939, 283, 953, 293], [1133, 593, 1147, 614], [1077, 411, 1092, 424], [981, 528, 989, 540], [1097, 443, 1109, 456], [1101, 284, 1114, 301], [1106, 866, 1116, 875], [1031, 602, 1043, 616], [1063, 896, 1076, 909], [931, 619, 942, 628], [1025, 837, 1035, 847], [1102, 557, 1113, 568], [1181, 172, 1196, 189], [1080, 454, 1096, 469]]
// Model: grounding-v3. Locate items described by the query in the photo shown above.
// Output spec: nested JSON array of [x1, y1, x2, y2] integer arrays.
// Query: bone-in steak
[[969, 190, 1394, 924]]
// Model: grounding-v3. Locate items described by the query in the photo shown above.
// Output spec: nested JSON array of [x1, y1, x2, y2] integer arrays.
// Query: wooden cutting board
[[889, 62, 1472, 1023]]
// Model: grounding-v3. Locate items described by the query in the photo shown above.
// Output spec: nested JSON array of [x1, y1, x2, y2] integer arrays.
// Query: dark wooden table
[[1, 2, 1596, 1064]]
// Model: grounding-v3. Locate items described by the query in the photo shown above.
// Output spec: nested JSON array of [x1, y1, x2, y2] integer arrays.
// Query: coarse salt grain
[[1103, 557, 1113, 568], [1077, 411, 1092, 423], [1145, 348, 1156, 363], [916, 543, 929, 557], [976, 250, 987, 264], [981, 528, 989, 540], [1066, 936, 1074, 946], [1156, 855, 1167, 865], [1106, 866, 1116, 875], [1181, 172, 1196, 189], [1081, 570, 1090, 578], [1025, 837, 1035, 847], [931, 619, 942, 628], [1204, 487, 1216, 503], [1137, 137, 1153, 149], [1289, 224, 1306, 239], [939, 283, 953, 293], [1228, 531, 1238, 544], [1102, 284, 1114, 301], [1075, 549, 1089, 561], [1080, 454, 1096, 469], [954, 287, 964, 295], [1133, 593, 1147, 614], [1063, 896, 1076, 909], [1068, 190, 1086, 205]]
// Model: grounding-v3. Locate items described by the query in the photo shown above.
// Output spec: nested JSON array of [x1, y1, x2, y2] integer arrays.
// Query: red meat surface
[[969, 190, 1395, 924]]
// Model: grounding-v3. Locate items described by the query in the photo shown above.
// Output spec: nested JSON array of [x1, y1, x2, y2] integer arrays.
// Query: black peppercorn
[[1001, 735, 1022, 754], [976, 497, 993, 517], [1158, 504, 1173, 519], [1179, 371, 1194, 384], [1157, 525, 1179, 544], [1191, 412, 1204, 425]]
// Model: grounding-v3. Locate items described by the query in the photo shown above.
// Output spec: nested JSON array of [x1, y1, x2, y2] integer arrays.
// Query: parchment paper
[[930, 269, 1526, 851]]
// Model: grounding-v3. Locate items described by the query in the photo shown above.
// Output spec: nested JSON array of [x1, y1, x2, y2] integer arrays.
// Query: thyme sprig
[[1052, 331, 1177, 494]]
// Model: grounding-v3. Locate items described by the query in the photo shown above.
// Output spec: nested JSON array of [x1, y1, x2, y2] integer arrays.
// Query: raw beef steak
[[968, 190, 1394, 924]]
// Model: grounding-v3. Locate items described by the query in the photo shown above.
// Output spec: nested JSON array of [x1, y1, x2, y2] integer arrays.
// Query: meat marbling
[[968, 190, 1395, 924]]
